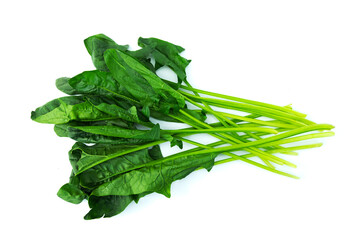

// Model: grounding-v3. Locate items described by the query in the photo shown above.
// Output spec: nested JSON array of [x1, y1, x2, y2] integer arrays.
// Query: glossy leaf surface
[[31, 96, 114, 124], [104, 49, 185, 113], [84, 34, 129, 71], [91, 152, 218, 198], [138, 37, 191, 83]]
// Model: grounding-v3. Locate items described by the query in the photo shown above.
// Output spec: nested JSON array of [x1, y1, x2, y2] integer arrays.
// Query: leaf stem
[[178, 84, 306, 117]]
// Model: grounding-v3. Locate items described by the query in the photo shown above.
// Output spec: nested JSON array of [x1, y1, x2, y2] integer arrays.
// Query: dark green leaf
[[68, 142, 136, 174], [104, 49, 185, 113], [91, 152, 218, 198], [170, 138, 183, 149], [84, 195, 136, 219], [77, 145, 161, 188], [57, 182, 87, 204], [84, 191, 150, 220], [68, 124, 160, 140], [67, 140, 163, 175], [54, 122, 154, 145], [138, 37, 191, 83], [31, 96, 115, 124], [56, 77, 80, 95], [148, 145, 163, 160], [68, 70, 135, 101], [84, 34, 129, 71], [86, 96, 143, 124]]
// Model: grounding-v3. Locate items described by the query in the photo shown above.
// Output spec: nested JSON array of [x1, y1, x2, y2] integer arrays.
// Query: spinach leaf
[[54, 123, 156, 145], [67, 124, 160, 140], [68, 70, 134, 101], [104, 49, 185, 113], [138, 37, 191, 83], [56, 77, 80, 95], [84, 34, 129, 71], [68, 142, 136, 173], [82, 144, 216, 220], [31, 96, 115, 124], [78, 146, 160, 189], [91, 152, 218, 198], [86, 96, 143, 124], [67, 139, 165, 175], [70, 144, 164, 189], [57, 183, 87, 204], [84, 195, 141, 219], [57, 172, 87, 204], [84, 33, 156, 73]]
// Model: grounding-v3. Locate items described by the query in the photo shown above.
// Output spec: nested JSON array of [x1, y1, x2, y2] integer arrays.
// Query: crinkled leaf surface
[[84, 34, 129, 71], [104, 49, 185, 113], [67, 144, 165, 219], [68, 140, 164, 175], [78, 146, 161, 189], [54, 122, 156, 145], [68, 124, 160, 140], [31, 96, 115, 124], [57, 183, 87, 204], [56, 77, 80, 95], [57, 172, 87, 204], [84, 195, 140, 220], [68, 70, 134, 100], [86, 96, 143, 124], [138, 37, 191, 83], [91, 152, 218, 198]]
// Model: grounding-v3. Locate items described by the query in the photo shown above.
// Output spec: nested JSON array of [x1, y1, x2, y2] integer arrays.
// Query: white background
[[1, 0, 359, 239]]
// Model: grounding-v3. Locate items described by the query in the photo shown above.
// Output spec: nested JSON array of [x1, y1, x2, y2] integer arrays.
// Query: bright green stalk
[[176, 137, 299, 179], [163, 126, 278, 135], [178, 84, 306, 118], [179, 96, 298, 156], [258, 132, 335, 147], [182, 124, 333, 155], [181, 91, 314, 126], [175, 110, 296, 168]]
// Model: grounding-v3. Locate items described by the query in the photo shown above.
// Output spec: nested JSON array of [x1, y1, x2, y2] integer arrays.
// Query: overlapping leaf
[[138, 37, 191, 83], [31, 96, 116, 124], [104, 49, 185, 114]]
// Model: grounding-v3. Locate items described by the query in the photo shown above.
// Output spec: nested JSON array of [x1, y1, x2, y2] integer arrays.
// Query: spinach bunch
[[31, 34, 334, 219]]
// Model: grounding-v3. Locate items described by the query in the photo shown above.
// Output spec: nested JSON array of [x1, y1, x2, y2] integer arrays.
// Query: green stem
[[178, 137, 298, 178], [174, 110, 296, 167], [178, 84, 306, 118], [163, 126, 278, 135], [218, 111, 297, 129], [181, 92, 314, 126], [185, 124, 333, 155], [258, 131, 335, 147]]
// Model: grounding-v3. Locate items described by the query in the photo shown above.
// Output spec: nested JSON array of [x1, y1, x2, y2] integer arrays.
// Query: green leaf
[[68, 142, 135, 173], [56, 77, 80, 95], [68, 140, 164, 175], [31, 96, 115, 124], [57, 183, 87, 204], [54, 122, 155, 145], [68, 124, 160, 140], [91, 152, 218, 198], [170, 138, 183, 149], [84, 34, 156, 73], [86, 96, 142, 124], [77, 145, 161, 189], [138, 37, 191, 83], [148, 145, 163, 160], [84, 34, 129, 71], [84, 195, 137, 219], [104, 49, 185, 113], [68, 70, 134, 101], [81, 146, 216, 219]]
